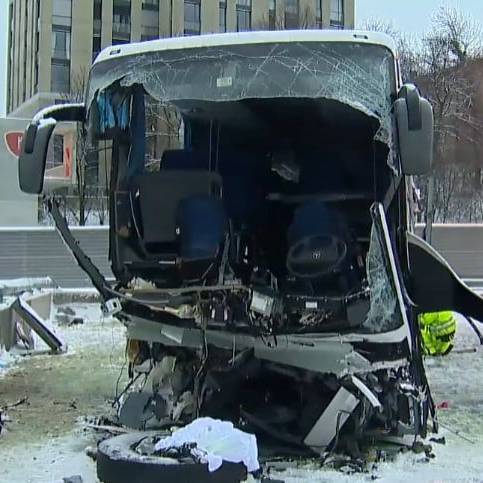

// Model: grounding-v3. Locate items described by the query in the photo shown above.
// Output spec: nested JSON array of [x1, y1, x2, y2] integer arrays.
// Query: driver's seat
[[286, 201, 351, 280]]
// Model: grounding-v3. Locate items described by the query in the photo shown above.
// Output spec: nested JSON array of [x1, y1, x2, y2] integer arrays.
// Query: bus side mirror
[[18, 103, 85, 194], [19, 119, 57, 194], [395, 84, 434, 176]]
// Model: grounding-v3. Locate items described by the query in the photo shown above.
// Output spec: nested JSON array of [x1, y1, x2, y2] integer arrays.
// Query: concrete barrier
[[0, 224, 482, 289], [0, 226, 112, 288], [415, 224, 483, 283]]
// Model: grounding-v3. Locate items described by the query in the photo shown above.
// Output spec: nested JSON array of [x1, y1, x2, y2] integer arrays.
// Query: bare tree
[[361, 18, 399, 38], [433, 6, 483, 63], [59, 68, 108, 225], [364, 9, 483, 227], [361, 18, 421, 82], [144, 99, 182, 171], [417, 9, 482, 232]]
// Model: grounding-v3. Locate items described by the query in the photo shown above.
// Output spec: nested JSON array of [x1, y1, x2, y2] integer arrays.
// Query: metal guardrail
[[0, 226, 112, 288], [0, 224, 483, 289], [415, 224, 483, 284]]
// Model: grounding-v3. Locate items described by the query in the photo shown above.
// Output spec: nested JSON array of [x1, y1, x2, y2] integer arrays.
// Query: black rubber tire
[[97, 431, 248, 483]]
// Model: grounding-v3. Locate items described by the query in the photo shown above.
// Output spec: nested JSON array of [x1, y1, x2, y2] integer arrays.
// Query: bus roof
[[93, 30, 398, 66]]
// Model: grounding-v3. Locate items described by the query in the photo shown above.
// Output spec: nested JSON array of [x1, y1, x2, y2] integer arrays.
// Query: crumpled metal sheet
[[87, 42, 395, 145]]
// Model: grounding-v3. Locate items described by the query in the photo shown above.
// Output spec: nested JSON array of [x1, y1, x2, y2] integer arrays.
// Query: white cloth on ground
[[154, 417, 259, 473]]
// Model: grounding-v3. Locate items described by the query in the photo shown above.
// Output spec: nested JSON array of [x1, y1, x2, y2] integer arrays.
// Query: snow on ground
[[0, 348, 17, 375], [0, 278, 54, 290], [0, 302, 126, 483], [273, 315, 483, 483], [2, 308, 483, 482]]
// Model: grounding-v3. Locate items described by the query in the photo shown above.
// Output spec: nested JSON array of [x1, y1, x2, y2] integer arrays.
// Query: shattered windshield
[[87, 42, 396, 144], [363, 205, 405, 333]]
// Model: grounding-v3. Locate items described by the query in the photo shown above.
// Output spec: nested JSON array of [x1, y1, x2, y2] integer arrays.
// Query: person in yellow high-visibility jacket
[[419, 311, 456, 356]]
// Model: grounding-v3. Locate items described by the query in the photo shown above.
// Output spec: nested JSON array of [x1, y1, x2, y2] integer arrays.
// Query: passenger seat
[[132, 169, 222, 251]]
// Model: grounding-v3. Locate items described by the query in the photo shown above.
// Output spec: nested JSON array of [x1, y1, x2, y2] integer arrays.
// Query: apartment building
[[7, 0, 355, 118]]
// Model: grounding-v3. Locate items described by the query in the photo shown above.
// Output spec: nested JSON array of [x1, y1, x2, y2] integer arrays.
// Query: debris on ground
[[153, 417, 260, 473], [0, 301, 125, 483], [436, 400, 450, 409], [82, 415, 127, 435], [1, 287, 66, 356], [62, 475, 83, 483], [85, 446, 98, 461], [55, 305, 86, 326], [0, 397, 29, 436], [58, 306, 76, 316], [68, 317, 84, 326], [0, 408, 5, 435], [2, 305, 483, 481], [12, 296, 66, 353], [2, 396, 29, 410]]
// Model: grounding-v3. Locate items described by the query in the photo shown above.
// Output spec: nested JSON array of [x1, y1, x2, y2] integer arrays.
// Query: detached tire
[[97, 432, 247, 483]]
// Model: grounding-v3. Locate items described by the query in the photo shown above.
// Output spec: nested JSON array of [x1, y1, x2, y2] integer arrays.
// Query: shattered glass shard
[[88, 42, 395, 146], [363, 221, 402, 333]]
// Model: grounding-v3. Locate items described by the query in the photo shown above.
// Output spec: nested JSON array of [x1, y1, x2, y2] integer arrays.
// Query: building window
[[316, 0, 323, 28], [14, 0, 20, 108], [7, 1, 14, 111], [284, 0, 299, 29], [51, 0, 72, 62], [141, 24, 159, 40], [184, 0, 201, 36], [52, 0, 72, 27], [330, 0, 344, 29], [23, 0, 28, 101], [219, 1, 227, 32], [269, 0, 276, 30], [34, 0, 40, 93], [141, 0, 159, 41], [113, 0, 131, 40], [51, 0, 71, 94], [52, 28, 71, 60], [112, 38, 130, 45], [141, 28, 159, 41], [142, 0, 159, 10], [236, 0, 251, 32], [93, 0, 102, 34], [93, 0, 102, 60], [92, 36, 101, 61], [51, 59, 70, 93]]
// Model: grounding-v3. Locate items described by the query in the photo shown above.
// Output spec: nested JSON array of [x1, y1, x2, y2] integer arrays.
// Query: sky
[[357, 0, 483, 36], [1, 0, 483, 117]]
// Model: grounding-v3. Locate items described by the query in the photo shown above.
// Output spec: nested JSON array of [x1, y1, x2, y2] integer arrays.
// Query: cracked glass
[[87, 42, 396, 145], [363, 209, 404, 333]]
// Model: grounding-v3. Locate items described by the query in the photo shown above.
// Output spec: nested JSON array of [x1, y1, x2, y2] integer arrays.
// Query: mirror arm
[[33, 103, 85, 124], [398, 84, 422, 131]]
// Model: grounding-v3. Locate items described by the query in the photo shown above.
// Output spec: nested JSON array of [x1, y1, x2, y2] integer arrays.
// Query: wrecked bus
[[17, 30, 483, 459]]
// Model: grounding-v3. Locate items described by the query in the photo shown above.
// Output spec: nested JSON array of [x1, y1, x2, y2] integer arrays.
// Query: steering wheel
[[286, 234, 348, 279]]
